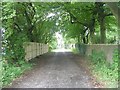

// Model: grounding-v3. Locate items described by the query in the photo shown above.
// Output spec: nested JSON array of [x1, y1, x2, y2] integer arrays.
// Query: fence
[[86, 44, 118, 64], [23, 42, 48, 61], [76, 44, 118, 64]]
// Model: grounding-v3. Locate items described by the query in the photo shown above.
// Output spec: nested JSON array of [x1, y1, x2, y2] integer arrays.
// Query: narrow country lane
[[8, 52, 98, 88]]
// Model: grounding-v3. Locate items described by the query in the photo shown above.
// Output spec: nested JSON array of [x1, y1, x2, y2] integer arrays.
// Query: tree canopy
[[1, 2, 119, 64]]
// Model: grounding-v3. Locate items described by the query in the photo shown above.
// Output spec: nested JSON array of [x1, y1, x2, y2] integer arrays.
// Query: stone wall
[[23, 42, 48, 61], [85, 44, 118, 63]]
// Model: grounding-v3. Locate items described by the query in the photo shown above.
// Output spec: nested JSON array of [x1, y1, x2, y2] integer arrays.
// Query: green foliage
[[2, 60, 33, 87], [64, 2, 118, 44], [110, 49, 118, 69], [48, 36, 57, 51], [2, 3, 35, 87], [89, 49, 118, 88], [1, 2, 119, 87], [72, 48, 79, 54], [4, 33, 28, 64], [90, 49, 106, 64]]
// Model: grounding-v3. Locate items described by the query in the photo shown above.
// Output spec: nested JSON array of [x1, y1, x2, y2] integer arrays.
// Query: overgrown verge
[[2, 60, 33, 87], [1, 29, 32, 87], [89, 49, 118, 88], [0, 60, 2, 88]]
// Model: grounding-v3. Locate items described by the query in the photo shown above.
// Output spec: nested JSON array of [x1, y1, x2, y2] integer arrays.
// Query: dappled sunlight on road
[[52, 49, 72, 52]]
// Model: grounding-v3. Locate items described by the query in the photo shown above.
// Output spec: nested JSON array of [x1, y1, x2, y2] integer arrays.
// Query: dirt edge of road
[[73, 54, 104, 88]]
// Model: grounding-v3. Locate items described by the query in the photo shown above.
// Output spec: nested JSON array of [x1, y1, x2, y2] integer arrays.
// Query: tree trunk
[[83, 37, 86, 44], [89, 15, 96, 44], [89, 26, 95, 44], [77, 35, 80, 43], [99, 18, 106, 44]]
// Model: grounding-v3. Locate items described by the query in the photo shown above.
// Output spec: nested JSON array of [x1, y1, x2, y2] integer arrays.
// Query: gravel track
[[8, 52, 96, 88]]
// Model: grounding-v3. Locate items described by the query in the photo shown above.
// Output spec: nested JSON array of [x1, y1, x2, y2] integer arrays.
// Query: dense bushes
[[90, 50, 106, 64], [2, 25, 31, 87], [2, 32, 32, 86], [2, 3, 32, 87], [2, 60, 32, 87], [2, 29, 36, 87], [89, 49, 118, 88], [3, 33, 28, 64]]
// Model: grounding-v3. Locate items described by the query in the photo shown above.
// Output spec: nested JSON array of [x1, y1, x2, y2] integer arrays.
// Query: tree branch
[[104, 13, 113, 17], [14, 22, 22, 32], [105, 2, 120, 26], [68, 11, 88, 27]]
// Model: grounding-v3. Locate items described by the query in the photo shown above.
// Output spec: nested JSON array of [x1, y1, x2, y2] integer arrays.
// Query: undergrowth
[[89, 49, 118, 88], [0, 59, 2, 88], [2, 60, 33, 87]]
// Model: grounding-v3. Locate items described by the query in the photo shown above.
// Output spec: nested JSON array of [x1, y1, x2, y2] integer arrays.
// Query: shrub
[[2, 60, 33, 87], [90, 49, 106, 64], [89, 49, 118, 88]]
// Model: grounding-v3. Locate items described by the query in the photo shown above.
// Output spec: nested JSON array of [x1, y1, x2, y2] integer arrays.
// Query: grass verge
[[2, 60, 33, 87], [89, 49, 118, 88]]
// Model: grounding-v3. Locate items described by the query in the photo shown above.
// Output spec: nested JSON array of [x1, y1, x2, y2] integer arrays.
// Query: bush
[[2, 60, 33, 87], [90, 49, 106, 64], [89, 49, 118, 88]]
